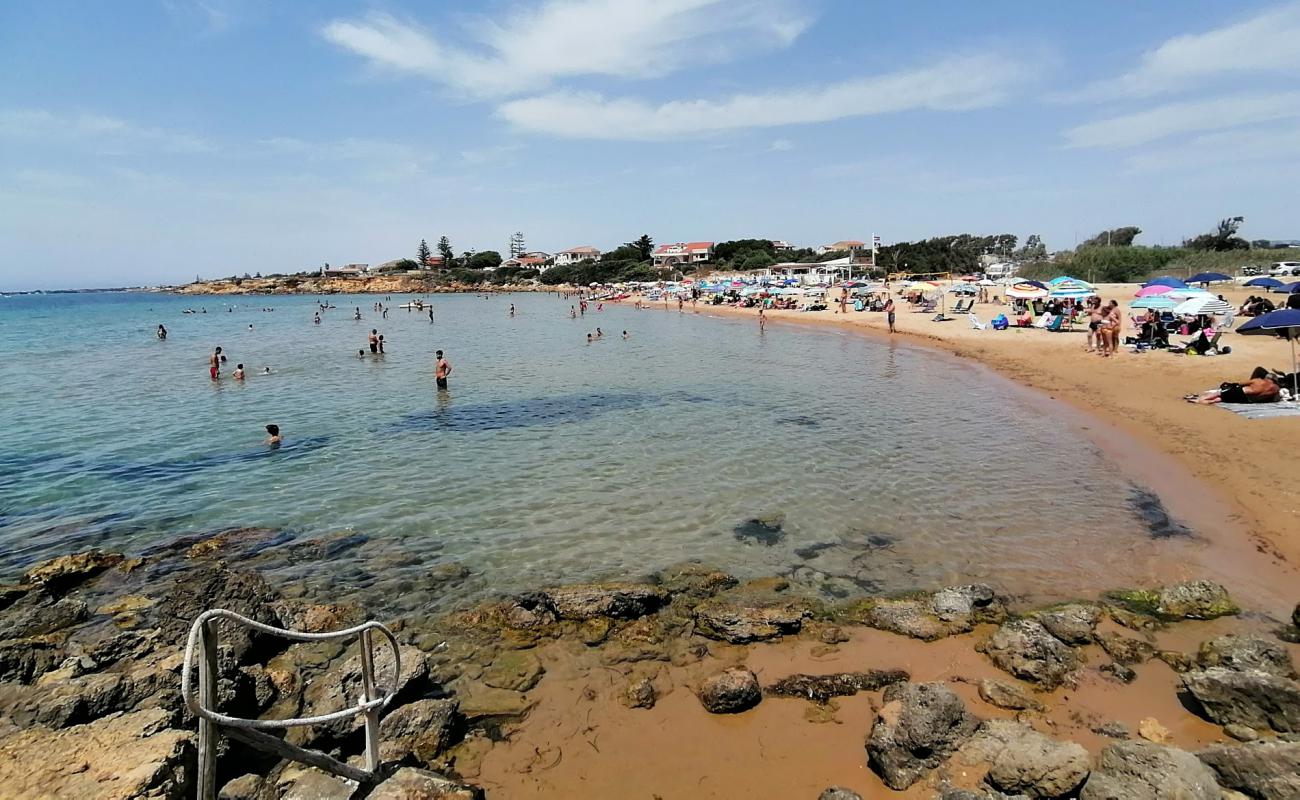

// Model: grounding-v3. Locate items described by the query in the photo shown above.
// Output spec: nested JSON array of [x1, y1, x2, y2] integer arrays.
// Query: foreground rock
[[296, 644, 430, 746], [1080, 741, 1221, 800], [1181, 667, 1300, 733], [766, 670, 909, 704], [693, 600, 808, 643], [1197, 740, 1300, 800], [847, 585, 1005, 641], [977, 678, 1044, 712], [866, 682, 980, 790], [21, 550, 125, 594], [369, 767, 484, 799], [0, 708, 192, 799], [960, 719, 1089, 799], [1195, 634, 1296, 679], [698, 667, 762, 714], [1108, 580, 1238, 621], [818, 789, 862, 800], [1033, 603, 1102, 645], [982, 619, 1080, 689], [545, 583, 668, 621], [378, 699, 463, 767]]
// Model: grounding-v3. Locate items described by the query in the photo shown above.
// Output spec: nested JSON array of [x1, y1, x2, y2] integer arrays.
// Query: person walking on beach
[[209, 346, 222, 380], [369, 329, 379, 354], [435, 350, 452, 390], [884, 297, 896, 334]]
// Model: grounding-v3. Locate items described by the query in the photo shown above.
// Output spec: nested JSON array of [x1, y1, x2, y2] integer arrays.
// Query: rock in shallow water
[[698, 667, 762, 714], [693, 600, 807, 643], [20, 550, 124, 594], [766, 670, 908, 704], [977, 678, 1044, 712], [378, 698, 463, 767], [1196, 634, 1296, 679], [866, 681, 980, 790], [982, 619, 1080, 689], [369, 767, 484, 799], [546, 582, 668, 621], [960, 719, 1090, 799], [1197, 740, 1300, 800], [1181, 667, 1300, 733], [818, 788, 863, 800], [1080, 741, 1220, 800], [1033, 603, 1102, 645]]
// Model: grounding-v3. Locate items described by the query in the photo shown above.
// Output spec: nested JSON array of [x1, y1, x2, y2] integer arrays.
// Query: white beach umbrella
[[1172, 296, 1234, 316]]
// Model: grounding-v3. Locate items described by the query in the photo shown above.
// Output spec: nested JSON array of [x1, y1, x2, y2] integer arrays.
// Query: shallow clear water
[[0, 291, 1194, 612]]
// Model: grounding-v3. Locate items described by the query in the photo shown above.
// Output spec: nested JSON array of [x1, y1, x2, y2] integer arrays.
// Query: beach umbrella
[[1129, 296, 1177, 310], [1172, 296, 1234, 316], [1134, 284, 1174, 297], [1006, 280, 1049, 299], [948, 283, 977, 294], [1187, 272, 1233, 284], [977, 278, 998, 286], [1237, 308, 1300, 398], [1145, 276, 1189, 289], [1048, 277, 1095, 299], [1244, 277, 1284, 289]]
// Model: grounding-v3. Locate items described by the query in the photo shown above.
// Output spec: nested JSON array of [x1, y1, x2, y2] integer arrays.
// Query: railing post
[[359, 628, 381, 774], [197, 618, 219, 800]]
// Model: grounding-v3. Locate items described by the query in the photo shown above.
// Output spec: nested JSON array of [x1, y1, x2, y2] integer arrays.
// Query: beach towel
[[1215, 402, 1300, 420]]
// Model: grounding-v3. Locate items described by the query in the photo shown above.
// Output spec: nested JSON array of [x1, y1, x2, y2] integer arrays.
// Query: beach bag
[[992, 314, 1008, 330]]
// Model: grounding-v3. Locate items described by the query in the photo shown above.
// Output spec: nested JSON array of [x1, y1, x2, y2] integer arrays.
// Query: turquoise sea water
[[0, 291, 1204, 612]]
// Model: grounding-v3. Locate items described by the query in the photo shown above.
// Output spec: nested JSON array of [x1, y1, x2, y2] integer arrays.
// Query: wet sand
[[474, 616, 1300, 799], [625, 285, 1299, 614]]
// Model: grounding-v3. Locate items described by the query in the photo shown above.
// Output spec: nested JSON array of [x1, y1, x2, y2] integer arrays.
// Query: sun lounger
[[968, 313, 986, 330]]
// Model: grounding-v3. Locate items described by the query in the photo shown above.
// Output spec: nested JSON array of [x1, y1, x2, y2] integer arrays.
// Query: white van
[[1269, 261, 1300, 277]]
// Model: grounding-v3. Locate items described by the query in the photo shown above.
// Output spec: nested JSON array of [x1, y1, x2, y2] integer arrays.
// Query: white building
[[554, 246, 601, 266], [652, 241, 714, 268]]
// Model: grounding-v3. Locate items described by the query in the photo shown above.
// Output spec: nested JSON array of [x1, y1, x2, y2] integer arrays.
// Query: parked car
[[1268, 261, 1300, 277], [1241, 265, 1264, 276]]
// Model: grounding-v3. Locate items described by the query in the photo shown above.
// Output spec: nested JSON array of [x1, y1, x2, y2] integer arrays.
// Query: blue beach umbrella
[[1144, 276, 1189, 289], [1237, 308, 1300, 398], [1244, 277, 1284, 289], [1187, 272, 1233, 284], [1048, 276, 1096, 299]]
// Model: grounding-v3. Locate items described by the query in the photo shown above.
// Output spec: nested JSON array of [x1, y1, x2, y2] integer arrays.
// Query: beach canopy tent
[[1244, 277, 1284, 289], [1237, 308, 1300, 398], [1134, 284, 1175, 297], [1172, 296, 1234, 316], [1005, 280, 1049, 300], [1145, 276, 1189, 289], [1187, 272, 1233, 284], [1130, 296, 1178, 310]]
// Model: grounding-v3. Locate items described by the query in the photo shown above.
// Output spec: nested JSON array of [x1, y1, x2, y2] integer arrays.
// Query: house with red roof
[[501, 253, 549, 270], [817, 239, 866, 255], [554, 246, 601, 266], [652, 241, 714, 268]]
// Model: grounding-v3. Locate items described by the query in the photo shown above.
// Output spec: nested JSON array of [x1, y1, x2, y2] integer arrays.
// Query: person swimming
[[622, 330, 628, 339], [157, 324, 167, 340], [233, 364, 245, 380], [262, 366, 272, 375], [265, 424, 281, 446]]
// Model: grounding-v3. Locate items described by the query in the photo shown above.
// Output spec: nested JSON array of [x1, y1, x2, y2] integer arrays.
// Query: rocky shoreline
[[173, 276, 543, 296], [0, 531, 1297, 799]]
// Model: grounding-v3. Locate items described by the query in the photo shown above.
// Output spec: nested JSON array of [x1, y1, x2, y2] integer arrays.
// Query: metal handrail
[[180, 609, 402, 799]]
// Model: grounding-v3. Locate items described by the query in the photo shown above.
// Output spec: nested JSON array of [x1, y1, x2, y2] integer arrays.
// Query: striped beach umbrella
[[1134, 284, 1174, 297], [1006, 280, 1049, 299], [1048, 276, 1096, 298], [1172, 296, 1234, 316], [1129, 296, 1177, 310]]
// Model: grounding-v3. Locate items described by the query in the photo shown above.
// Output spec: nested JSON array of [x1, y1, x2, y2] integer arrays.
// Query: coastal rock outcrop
[[982, 619, 1080, 689], [866, 682, 980, 790], [818, 789, 863, 800], [1096, 631, 1156, 665], [1080, 741, 1220, 800], [378, 698, 464, 767], [1109, 580, 1239, 621], [1181, 667, 1300, 733], [545, 582, 668, 621], [698, 667, 762, 714], [766, 670, 909, 704], [0, 708, 193, 799], [976, 678, 1044, 712], [693, 600, 808, 643], [1195, 634, 1296, 678], [1033, 603, 1102, 646], [850, 585, 1005, 641], [154, 568, 285, 665], [296, 644, 430, 746], [368, 767, 485, 800], [960, 719, 1089, 799], [20, 550, 125, 594], [1197, 740, 1300, 800]]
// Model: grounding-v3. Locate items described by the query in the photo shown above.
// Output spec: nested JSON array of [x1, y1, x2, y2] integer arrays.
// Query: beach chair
[[1034, 313, 1053, 329], [968, 313, 986, 330], [1046, 316, 1065, 332], [1219, 311, 1236, 331], [951, 298, 971, 314], [917, 298, 938, 313]]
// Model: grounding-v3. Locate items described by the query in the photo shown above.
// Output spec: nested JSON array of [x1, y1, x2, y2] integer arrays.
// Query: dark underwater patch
[[1128, 488, 1193, 539], [734, 515, 785, 546], [388, 392, 659, 434], [776, 415, 821, 428]]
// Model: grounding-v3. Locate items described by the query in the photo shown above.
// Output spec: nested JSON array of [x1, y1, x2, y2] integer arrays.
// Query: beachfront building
[[321, 264, 366, 278], [771, 240, 794, 252], [554, 246, 601, 266], [652, 241, 714, 268], [763, 260, 848, 285], [816, 239, 866, 256], [502, 252, 550, 271]]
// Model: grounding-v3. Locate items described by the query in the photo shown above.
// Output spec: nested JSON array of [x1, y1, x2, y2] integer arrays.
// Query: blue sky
[[2, 1, 1299, 289]]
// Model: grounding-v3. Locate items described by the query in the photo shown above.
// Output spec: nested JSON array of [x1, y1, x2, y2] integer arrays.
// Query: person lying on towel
[[1185, 367, 1281, 404]]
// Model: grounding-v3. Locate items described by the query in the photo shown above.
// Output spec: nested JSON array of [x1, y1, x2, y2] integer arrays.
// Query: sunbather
[[1186, 367, 1281, 404]]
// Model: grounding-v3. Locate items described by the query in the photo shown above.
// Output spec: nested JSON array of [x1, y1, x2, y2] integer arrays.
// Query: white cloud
[[1064, 92, 1300, 149], [1127, 126, 1300, 172], [768, 138, 794, 151], [321, 0, 811, 98], [496, 54, 1029, 139], [0, 108, 214, 153], [1070, 2, 1300, 100]]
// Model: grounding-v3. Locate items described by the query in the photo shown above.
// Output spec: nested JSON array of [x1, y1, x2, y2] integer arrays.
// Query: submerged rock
[[481, 650, 544, 692], [1196, 634, 1296, 679], [1197, 740, 1300, 800], [20, 550, 124, 594], [1181, 667, 1300, 733], [694, 600, 807, 643], [849, 584, 1005, 641], [1108, 581, 1238, 621], [961, 719, 1090, 799], [982, 619, 1080, 689], [621, 677, 656, 709], [698, 667, 762, 714], [866, 682, 980, 790], [766, 670, 909, 704], [1080, 741, 1220, 800], [1097, 631, 1156, 665], [653, 563, 738, 601], [0, 708, 192, 799]]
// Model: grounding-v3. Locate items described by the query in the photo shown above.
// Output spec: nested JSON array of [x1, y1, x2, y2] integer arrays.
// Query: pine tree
[[417, 238, 432, 267], [438, 236, 454, 267], [509, 231, 526, 258]]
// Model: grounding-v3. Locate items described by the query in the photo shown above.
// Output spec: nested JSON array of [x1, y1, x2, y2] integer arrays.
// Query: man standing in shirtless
[[209, 346, 222, 380], [435, 350, 452, 390], [368, 329, 379, 354]]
